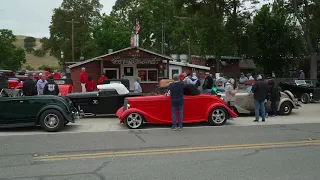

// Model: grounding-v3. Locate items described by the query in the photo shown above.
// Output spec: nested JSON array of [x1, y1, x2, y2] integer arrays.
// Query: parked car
[[279, 80, 320, 104], [219, 83, 300, 115], [116, 84, 238, 129], [67, 83, 144, 116], [0, 70, 27, 81], [54, 78, 73, 97], [0, 88, 80, 132]]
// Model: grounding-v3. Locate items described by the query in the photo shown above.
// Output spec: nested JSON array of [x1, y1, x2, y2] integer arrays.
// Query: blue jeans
[[204, 89, 211, 94], [171, 104, 183, 128], [254, 99, 266, 120], [271, 101, 277, 116]]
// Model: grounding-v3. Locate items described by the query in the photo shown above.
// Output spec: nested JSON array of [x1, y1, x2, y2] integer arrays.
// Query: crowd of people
[[168, 71, 283, 130], [22, 71, 62, 96]]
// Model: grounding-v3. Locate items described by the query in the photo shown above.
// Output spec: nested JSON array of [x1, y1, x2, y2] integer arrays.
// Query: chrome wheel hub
[[44, 114, 59, 128], [127, 113, 143, 128], [212, 109, 226, 124]]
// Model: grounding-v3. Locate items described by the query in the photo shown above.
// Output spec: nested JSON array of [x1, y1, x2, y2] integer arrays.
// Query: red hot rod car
[[116, 84, 238, 129]]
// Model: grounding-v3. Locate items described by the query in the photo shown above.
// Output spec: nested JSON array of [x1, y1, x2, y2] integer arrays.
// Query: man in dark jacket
[[203, 72, 214, 94], [252, 75, 269, 122], [22, 73, 37, 96], [43, 76, 60, 95], [268, 79, 281, 117], [168, 74, 185, 130]]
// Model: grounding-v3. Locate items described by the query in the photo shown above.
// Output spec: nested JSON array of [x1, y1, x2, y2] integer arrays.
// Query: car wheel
[[39, 109, 65, 132], [208, 107, 228, 126], [124, 113, 144, 129], [301, 93, 310, 104], [279, 101, 292, 115]]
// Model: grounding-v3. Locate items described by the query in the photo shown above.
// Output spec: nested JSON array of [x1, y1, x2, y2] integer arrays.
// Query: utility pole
[[161, 21, 166, 55], [66, 19, 79, 61]]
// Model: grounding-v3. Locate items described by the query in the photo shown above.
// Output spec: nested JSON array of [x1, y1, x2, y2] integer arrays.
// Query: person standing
[[299, 70, 305, 80], [225, 78, 237, 120], [98, 73, 108, 85], [216, 73, 227, 92], [43, 76, 60, 95], [52, 70, 62, 79], [168, 74, 185, 131], [22, 73, 37, 96], [134, 77, 142, 93], [239, 73, 248, 83], [252, 75, 269, 122], [80, 67, 88, 92], [268, 79, 281, 117], [85, 76, 96, 92], [203, 72, 214, 94], [36, 75, 47, 95]]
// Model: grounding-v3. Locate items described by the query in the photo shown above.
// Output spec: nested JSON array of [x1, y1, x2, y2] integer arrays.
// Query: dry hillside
[[14, 35, 59, 69]]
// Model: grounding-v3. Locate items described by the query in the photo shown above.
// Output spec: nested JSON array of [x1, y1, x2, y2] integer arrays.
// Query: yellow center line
[[35, 140, 320, 161]]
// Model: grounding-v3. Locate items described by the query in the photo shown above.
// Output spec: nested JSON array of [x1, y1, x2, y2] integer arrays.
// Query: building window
[[138, 69, 158, 82], [172, 69, 179, 76]]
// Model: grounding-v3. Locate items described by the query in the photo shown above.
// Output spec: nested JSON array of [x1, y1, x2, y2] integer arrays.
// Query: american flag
[[135, 17, 140, 35]]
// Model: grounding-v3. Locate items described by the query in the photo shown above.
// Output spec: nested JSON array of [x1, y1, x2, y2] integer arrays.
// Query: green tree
[[0, 29, 26, 70], [24, 36, 36, 53], [89, 14, 132, 55], [48, 0, 103, 62], [250, 2, 305, 74], [291, 0, 320, 79]]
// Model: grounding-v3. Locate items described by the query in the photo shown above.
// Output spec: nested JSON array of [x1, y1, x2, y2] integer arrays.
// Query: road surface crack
[[134, 134, 146, 143]]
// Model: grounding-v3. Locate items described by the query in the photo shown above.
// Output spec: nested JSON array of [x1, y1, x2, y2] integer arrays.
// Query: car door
[[183, 95, 206, 122], [1, 96, 35, 124], [23, 96, 49, 122]]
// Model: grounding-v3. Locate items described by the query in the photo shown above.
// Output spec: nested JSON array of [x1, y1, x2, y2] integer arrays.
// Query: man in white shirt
[[134, 77, 142, 93], [239, 73, 248, 83]]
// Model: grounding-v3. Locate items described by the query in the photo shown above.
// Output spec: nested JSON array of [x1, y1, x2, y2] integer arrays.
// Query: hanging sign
[[111, 57, 160, 64]]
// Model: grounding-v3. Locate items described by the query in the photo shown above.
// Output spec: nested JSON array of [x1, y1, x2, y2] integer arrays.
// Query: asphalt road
[[1, 122, 320, 180]]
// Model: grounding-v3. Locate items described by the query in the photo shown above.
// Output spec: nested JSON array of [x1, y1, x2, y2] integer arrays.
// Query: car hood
[[67, 92, 99, 98]]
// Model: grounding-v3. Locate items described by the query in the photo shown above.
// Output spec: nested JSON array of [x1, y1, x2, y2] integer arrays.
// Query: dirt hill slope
[[14, 35, 59, 69]]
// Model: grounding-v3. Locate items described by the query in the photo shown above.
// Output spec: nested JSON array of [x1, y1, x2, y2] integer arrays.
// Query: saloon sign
[[111, 57, 160, 65]]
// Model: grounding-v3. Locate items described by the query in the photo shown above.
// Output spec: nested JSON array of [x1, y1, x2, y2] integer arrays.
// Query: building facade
[[69, 47, 209, 93]]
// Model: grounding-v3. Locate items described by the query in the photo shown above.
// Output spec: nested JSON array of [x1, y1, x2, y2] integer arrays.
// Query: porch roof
[[68, 47, 172, 69]]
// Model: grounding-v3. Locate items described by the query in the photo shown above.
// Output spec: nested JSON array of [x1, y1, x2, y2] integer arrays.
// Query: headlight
[[127, 104, 130, 109], [310, 93, 313, 97]]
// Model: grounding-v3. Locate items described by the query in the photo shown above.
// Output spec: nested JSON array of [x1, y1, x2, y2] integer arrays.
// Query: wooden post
[[66, 19, 79, 61]]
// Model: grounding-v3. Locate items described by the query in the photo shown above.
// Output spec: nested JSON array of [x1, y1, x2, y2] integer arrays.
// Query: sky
[[0, 0, 117, 38]]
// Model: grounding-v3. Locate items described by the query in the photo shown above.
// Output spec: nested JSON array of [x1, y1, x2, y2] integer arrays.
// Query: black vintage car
[[0, 88, 80, 132], [0, 74, 8, 90], [279, 80, 320, 104], [67, 83, 144, 116]]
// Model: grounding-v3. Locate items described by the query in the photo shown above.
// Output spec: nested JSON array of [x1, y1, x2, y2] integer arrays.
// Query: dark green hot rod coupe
[[0, 88, 80, 132]]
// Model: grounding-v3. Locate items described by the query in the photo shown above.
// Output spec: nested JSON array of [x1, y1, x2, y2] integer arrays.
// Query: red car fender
[[118, 108, 154, 123], [115, 107, 124, 118], [58, 84, 72, 97], [206, 103, 238, 118]]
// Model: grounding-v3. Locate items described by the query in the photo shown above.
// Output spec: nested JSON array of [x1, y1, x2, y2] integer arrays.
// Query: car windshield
[[238, 84, 252, 92], [295, 80, 307, 85]]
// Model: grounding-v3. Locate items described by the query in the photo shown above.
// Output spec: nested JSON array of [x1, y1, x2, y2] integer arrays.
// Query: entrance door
[[104, 68, 119, 79], [121, 65, 136, 91]]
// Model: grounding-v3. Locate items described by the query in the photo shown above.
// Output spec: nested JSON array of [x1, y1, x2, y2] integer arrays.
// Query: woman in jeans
[[225, 78, 237, 119]]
